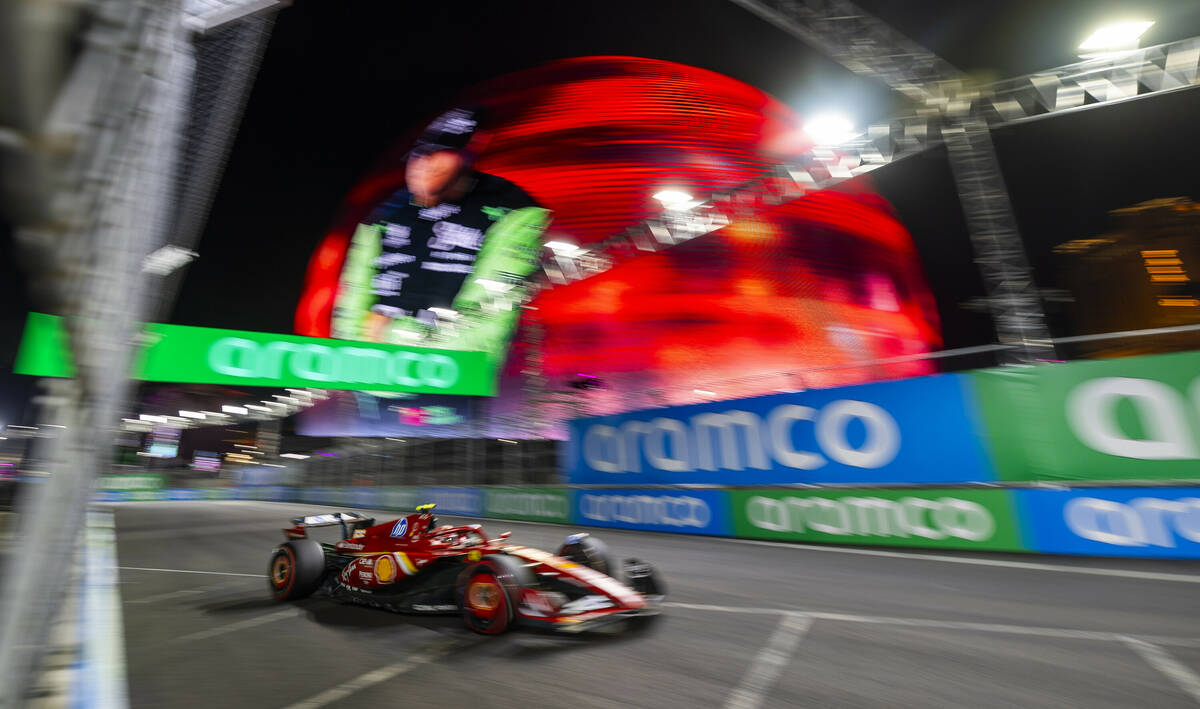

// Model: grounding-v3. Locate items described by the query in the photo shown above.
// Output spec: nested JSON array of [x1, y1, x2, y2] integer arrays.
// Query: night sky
[[3, 0, 1200, 425]]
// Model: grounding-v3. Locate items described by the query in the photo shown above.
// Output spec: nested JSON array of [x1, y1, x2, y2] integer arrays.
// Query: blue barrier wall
[[566, 374, 993, 485], [1015, 487, 1200, 558], [572, 489, 732, 536]]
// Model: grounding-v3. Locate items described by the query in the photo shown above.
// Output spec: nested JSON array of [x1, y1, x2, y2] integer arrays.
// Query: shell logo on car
[[376, 554, 396, 583]]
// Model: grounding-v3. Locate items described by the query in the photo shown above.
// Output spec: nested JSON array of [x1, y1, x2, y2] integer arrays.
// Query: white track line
[[171, 608, 301, 643], [665, 602, 1200, 648], [280, 637, 460, 709], [118, 566, 263, 578], [1122, 637, 1200, 704], [723, 614, 813, 709], [711, 538, 1200, 584]]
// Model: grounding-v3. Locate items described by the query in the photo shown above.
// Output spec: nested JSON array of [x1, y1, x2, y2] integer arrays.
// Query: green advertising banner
[[97, 474, 164, 491], [485, 488, 571, 523], [14, 312, 498, 396], [730, 488, 1025, 551], [971, 350, 1200, 482]]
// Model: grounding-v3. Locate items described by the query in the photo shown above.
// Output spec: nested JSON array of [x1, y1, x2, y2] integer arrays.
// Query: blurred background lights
[[803, 113, 856, 146], [544, 240, 581, 255], [1079, 20, 1155, 56], [652, 190, 695, 210]]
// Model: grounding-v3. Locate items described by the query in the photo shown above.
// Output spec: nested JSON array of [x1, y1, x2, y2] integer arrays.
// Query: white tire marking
[[171, 608, 300, 643], [280, 638, 461, 709]]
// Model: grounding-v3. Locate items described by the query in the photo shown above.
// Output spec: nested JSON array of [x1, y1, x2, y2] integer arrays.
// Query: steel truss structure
[[0, 1, 282, 705], [545, 6, 1200, 364]]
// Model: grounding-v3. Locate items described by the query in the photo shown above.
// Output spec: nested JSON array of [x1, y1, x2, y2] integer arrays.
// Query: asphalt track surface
[[110, 501, 1200, 708]]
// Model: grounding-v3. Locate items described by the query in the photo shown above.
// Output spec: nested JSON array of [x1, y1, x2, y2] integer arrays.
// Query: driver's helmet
[[416, 503, 437, 531]]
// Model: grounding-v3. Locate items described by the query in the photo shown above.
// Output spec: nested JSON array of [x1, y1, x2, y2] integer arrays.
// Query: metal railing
[[282, 324, 1200, 488]]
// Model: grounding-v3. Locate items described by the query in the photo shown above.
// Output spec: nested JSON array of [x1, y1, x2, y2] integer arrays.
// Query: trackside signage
[[730, 489, 1023, 551], [566, 375, 993, 485], [421, 487, 484, 517], [972, 351, 1200, 481], [485, 488, 571, 523], [1017, 488, 1200, 558], [13, 312, 497, 396], [97, 474, 164, 491], [573, 489, 732, 536]]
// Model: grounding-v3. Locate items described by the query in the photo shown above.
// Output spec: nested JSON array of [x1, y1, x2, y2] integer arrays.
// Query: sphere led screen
[[294, 57, 942, 439]]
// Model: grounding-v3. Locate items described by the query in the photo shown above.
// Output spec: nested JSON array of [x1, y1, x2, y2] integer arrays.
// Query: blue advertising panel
[[1017, 487, 1200, 558], [420, 487, 484, 517], [566, 374, 994, 485], [349, 488, 381, 509], [572, 489, 732, 536]]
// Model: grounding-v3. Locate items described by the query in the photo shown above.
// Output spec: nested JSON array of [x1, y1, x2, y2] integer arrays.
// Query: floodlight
[[653, 190, 693, 206], [803, 113, 855, 146], [544, 240, 580, 255], [1079, 21, 1154, 56]]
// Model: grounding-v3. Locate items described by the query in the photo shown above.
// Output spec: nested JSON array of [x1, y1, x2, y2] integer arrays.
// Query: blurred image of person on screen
[[332, 106, 549, 357]]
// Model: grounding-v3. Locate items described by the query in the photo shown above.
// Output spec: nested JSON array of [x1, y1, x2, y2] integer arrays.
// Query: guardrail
[[95, 483, 1200, 560]]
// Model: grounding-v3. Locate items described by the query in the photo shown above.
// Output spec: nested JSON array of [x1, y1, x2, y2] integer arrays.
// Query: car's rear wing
[[283, 511, 375, 540]]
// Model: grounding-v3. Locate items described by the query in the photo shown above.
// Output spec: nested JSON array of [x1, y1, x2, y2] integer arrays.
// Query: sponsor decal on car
[[519, 589, 560, 617], [559, 595, 616, 614], [391, 518, 409, 537], [503, 546, 644, 607], [376, 554, 397, 583]]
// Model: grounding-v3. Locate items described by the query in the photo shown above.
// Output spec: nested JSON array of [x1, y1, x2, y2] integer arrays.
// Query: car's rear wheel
[[461, 569, 513, 634], [269, 539, 325, 601]]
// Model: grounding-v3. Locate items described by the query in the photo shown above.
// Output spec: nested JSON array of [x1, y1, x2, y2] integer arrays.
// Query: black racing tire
[[556, 533, 614, 576], [457, 554, 533, 635], [622, 558, 666, 597], [268, 539, 325, 601]]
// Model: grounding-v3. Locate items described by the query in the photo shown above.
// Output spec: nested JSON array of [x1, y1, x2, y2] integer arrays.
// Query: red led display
[[294, 56, 943, 429], [295, 56, 811, 337]]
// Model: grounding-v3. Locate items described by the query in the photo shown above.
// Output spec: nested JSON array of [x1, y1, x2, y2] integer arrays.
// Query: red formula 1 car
[[267, 504, 664, 634]]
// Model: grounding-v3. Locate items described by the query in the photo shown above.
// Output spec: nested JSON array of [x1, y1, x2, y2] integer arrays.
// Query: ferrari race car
[[267, 504, 665, 634]]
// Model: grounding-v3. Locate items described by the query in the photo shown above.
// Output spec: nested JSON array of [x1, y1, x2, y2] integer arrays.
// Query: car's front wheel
[[457, 555, 533, 634], [460, 568, 514, 634]]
